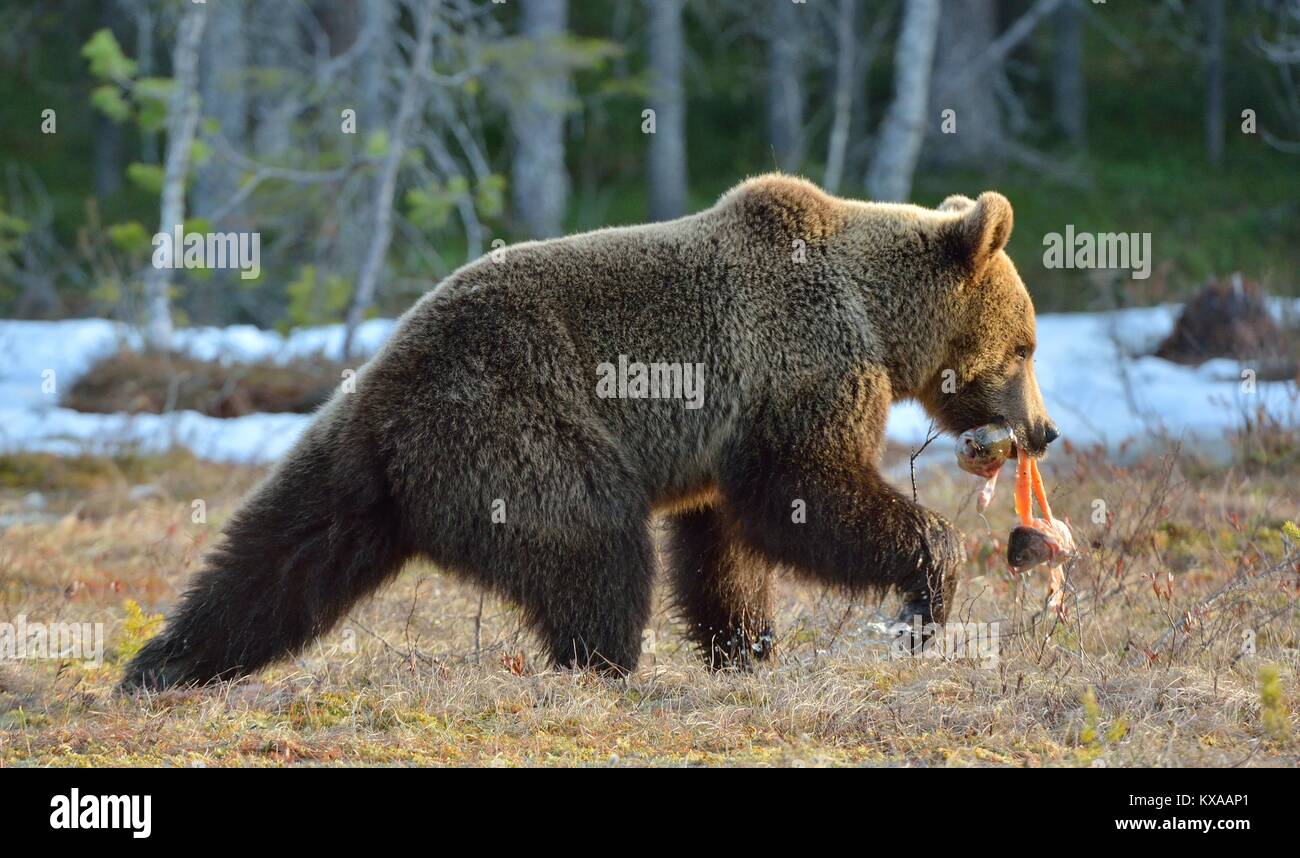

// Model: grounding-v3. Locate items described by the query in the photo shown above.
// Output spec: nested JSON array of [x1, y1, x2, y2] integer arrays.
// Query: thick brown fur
[[121, 174, 1056, 690]]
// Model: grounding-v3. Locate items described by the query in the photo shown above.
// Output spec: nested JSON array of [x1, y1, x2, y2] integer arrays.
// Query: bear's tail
[[119, 404, 411, 692]]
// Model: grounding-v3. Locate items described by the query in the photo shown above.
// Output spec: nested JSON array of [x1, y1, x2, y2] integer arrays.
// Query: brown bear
[[121, 174, 1057, 690]]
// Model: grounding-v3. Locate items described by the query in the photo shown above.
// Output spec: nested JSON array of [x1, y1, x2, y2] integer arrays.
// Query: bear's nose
[[1044, 423, 1060, 445]]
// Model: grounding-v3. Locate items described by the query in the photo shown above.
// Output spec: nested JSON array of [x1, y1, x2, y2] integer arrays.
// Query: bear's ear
[[948, 191, 1013, 269], [938, 194, 976, 213]]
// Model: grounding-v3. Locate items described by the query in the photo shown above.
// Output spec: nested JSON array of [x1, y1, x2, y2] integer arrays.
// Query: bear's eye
[[1014, 345, 1030, 360]]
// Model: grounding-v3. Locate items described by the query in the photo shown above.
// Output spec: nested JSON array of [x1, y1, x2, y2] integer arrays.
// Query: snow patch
[[0, 307, 1295, 464]]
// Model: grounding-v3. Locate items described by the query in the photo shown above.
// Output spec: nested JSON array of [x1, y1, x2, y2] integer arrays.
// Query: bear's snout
[[1025, 420, 1060, 455]]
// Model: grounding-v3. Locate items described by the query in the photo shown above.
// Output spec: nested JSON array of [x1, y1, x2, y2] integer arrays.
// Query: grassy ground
[[1, 432, 1297, 767]]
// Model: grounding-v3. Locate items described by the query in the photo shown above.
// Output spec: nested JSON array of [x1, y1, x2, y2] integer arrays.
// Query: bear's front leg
[[720, 373, 963, 631], [665, 505, 775, 669]]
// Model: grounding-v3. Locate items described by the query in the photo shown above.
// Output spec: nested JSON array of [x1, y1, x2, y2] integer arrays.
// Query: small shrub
[[1155, 274, 1295, 377], [113, 599, 164, 665], [63, 350, 347, 418], [1258, 665, 1290, 742], [1079, 686, 1100, 746]]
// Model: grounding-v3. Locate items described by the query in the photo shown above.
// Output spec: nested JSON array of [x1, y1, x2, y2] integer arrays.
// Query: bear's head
[[920, 192, 1059, 457]]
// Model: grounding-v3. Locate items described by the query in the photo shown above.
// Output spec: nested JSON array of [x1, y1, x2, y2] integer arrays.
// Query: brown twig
[[910, 422, 942, 502]]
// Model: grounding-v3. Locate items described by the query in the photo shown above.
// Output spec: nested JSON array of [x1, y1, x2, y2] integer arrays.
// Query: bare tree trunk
[[647, 0, 687, 220], [510, 0, 570, 238], [965, 0, 1065, 82], [928, 0, 1003, 167], [1203, 0, 1225, 166], [192, 0, 247, 324], [766, 0, 805, 172], [1052, 0, 1085, 147], [194, 0, 247, 221], [847, 4, 896, 189], [320, 0, 362, 54], [8, 168, 64, 318], [92, 0, 125, 199], [345, 0, 397, 299], [92, 111, 123, 198], [342, 0, 436, 360], [824, 0, 857, 193], [867, 0, 940, 202], [251, 1, 301, 161], [141, 1, 207, 352], [133, 2, 158, 164], [847, 45, 873, 186], [359, 0, 396, 126]]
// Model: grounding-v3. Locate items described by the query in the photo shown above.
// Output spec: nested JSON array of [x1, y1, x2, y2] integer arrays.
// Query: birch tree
[[928, 0, 1066, 169], [823, 0, 858, 193], [141, 1, 207, 351], [928, 0, 1003, 167], [343, 0, 437, 359], [1053, 0, 1086, 146], [647, 0, 687, 220], [250, 1, 301, 160], [509, 0, 570, 238], [92, 0, 125, 199], [1249, 0, 1300, 152], [767, 0, 806, 172], [194, 0, 246, 221], [867, 0, 940, 202]]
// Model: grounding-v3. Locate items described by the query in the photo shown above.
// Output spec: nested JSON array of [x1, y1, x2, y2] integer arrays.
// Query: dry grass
[[1, 435, 1297, 767]]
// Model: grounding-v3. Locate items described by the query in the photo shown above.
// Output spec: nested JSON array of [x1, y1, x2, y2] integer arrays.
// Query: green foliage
[[82, 29, 136, 81], [132, 78, 175, 133], [476, 174, 507, 219], [126, 163, 164, 195], [1257, 665, 1289, 742], [561, 35, 624, 73], [184, 217, 212, 236], [0, 205, 29, 254], [107, 221, 151, 255], [483, 33, 621, 112], [406, 179, 468, 232], [114, 599, 163, 665], [284, 264, 352, 330], [190, 139, 212, 168], [89, 85, 131, 123], [404, 174, 507, 229], [89, 277, 123, 307], [1079, 686, 1100, 745], [179, 218, 214, 280], [365, 130, 389, 159], [5, 1, 1294, 324], [84, 29, 146, 136], [82, 29, 178, 156]]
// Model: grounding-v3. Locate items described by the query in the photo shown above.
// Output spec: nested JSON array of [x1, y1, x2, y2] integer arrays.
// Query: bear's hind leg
[[513, 521, 654, 676], [665, 506, 774, 669]]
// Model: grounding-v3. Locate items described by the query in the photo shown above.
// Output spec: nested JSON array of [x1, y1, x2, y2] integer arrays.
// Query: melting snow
[[0, 306, 1295, 464]]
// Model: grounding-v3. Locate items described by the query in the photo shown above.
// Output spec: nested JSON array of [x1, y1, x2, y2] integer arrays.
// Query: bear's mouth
[[996, 418, 1045, 459], [1009, 425, 1050, 459]]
